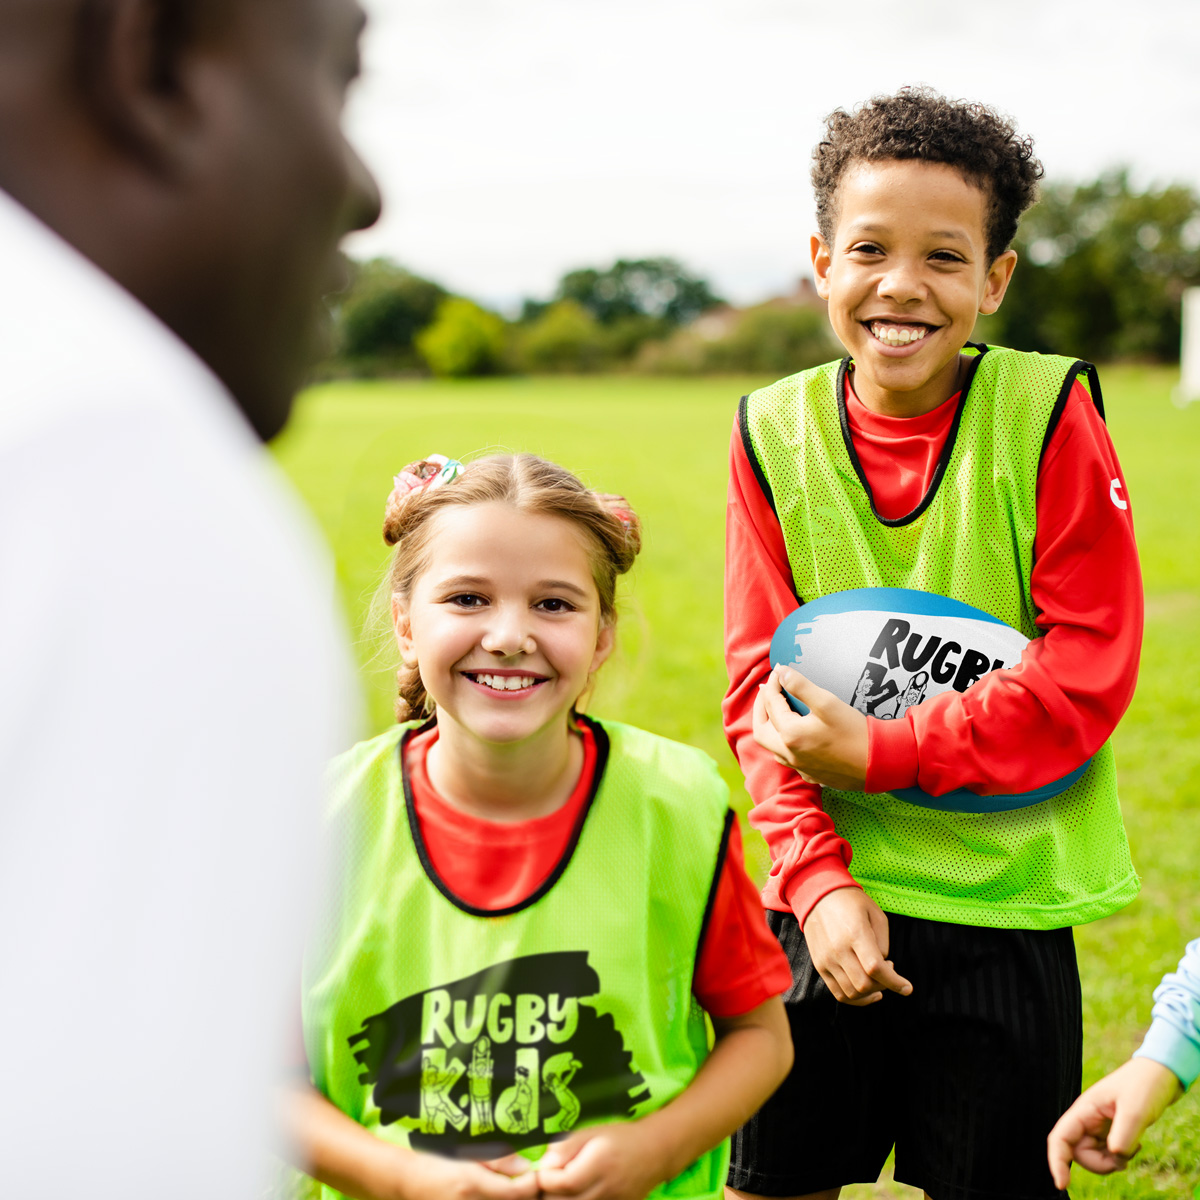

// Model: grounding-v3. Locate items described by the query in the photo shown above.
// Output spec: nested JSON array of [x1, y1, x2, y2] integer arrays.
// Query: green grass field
[[274, 367, 1200, 1199]]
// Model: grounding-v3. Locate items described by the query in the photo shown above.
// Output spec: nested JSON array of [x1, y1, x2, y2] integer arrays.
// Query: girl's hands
[[398, 1152, 541, 1200], [752, 666, 868, 791], [1046, 1057, 1184, 1188], [536, 1123, 667, 1200], [284, 1082, 541, 1200], [803, 887, 912, 1005]]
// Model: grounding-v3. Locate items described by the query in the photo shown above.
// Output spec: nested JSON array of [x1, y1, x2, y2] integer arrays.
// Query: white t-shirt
[[0, 191, 359, 1194]]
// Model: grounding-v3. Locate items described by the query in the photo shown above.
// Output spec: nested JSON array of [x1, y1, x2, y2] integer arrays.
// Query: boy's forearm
[[723, 421, 854, 915], [635, 999, 793, 1184]]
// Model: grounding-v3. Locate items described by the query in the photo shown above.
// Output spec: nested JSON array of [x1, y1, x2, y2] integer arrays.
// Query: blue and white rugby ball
[[768, 587, 1090, 813]]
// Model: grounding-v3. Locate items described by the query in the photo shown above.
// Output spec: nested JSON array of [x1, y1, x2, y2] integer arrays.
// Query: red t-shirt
[[407, 723, 792, 1018], [723, 369, 1143, 926]]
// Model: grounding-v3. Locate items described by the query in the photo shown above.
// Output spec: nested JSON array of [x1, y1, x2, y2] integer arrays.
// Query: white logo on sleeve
[[1109, 478, 1128, 510]]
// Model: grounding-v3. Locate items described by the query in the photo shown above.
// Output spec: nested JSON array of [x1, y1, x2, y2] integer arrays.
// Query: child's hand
[[753, 665, 868, 791], [803, 887, 912, 1005], [417, 1154, 540, 1200], [536, 1122, 666, 1200], [1046, 1057, 1184, 1188], [399, 1150, 541, 1200]]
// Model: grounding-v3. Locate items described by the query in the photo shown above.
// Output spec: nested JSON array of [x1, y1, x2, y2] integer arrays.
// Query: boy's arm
[[866, 383, 1143, 797], [722, 420, 858, 925]]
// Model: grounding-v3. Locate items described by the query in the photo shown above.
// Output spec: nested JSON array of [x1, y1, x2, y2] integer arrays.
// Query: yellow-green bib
[[741, 345, 1138, 928], [302, 715, 734, 1199]]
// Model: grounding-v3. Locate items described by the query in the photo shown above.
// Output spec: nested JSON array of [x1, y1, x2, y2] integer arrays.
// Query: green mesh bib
[[741, 345, 1138, 928], [302, 715, 734, 1199]]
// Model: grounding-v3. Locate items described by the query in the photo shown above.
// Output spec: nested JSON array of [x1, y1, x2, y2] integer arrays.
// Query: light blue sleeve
[[1132, 938, 1200, 1090]]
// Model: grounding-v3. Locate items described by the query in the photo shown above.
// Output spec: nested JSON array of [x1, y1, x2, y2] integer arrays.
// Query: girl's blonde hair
[[383, 453, 642, 721]]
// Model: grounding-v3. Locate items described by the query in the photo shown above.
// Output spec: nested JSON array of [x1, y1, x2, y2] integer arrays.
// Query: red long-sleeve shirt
[[406, 723, 792, 1018], [723, 374, 1143, 927]]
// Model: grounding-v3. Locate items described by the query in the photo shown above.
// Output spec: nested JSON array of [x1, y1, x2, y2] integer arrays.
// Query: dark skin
[[0, 0, 381, 440]]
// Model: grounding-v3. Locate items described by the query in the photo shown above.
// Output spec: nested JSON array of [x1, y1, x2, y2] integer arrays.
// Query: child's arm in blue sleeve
[[1133, 938, 1200, 1089]]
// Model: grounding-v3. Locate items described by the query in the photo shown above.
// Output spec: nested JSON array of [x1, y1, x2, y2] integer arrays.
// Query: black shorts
[[728, 910, 1081, 1200]]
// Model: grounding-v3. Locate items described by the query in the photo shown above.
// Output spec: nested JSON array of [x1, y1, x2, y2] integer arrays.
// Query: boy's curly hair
[[812, 87, 1043, 262]]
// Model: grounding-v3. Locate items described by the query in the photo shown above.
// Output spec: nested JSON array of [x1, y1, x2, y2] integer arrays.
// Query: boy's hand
[[1046, 1057, 1184, 1188], [802, 888, 913, 1006], [753, 666, 868, 791], [536, 1122, 665, 1200]]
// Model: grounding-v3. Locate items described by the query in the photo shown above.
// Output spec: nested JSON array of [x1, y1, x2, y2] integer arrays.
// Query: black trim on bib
[[837, 345, 986, 529], [739, 393, 778, 516], [1040, 359, 1105, 463], [692, 807, 736, 990], [399, 713, 612, 919]]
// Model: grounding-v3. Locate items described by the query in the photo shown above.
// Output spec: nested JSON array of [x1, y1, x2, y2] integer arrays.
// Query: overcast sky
[[343, 0, 1200, 310]]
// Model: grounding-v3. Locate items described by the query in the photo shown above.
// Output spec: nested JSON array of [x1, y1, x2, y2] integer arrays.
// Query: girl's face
[[393, 502, 614, 747]]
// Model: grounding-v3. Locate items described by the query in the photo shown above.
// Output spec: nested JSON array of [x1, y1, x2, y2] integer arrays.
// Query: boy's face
[[812, 159, 1017, 416]]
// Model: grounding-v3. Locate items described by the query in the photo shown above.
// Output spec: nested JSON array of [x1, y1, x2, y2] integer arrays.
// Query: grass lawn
[[274, 366, 1200, 1199]]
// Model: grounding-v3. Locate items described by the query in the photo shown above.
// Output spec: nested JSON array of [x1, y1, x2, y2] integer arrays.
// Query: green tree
[[981, 171, 1200, 362], [415, 298, 507, 378], [337, 258, 445, 366], [555, 258, 723, 326], [515, 301, 610, 373]]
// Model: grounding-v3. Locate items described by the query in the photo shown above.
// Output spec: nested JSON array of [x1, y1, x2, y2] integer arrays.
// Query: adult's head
[[0, 0, 381, 439]]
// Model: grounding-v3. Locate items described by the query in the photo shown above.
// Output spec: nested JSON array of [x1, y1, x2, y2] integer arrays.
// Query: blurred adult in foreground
[[0, 1, 379, 1195]]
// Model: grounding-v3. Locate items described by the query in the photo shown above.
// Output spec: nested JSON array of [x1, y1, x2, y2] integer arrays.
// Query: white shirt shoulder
[[0, 191, 358, 1196]]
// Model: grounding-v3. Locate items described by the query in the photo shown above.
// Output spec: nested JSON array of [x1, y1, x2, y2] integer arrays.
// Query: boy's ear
[[979, 248, 1019, 315], [811, 234, 832, 300], [391, 594, 418, 668]]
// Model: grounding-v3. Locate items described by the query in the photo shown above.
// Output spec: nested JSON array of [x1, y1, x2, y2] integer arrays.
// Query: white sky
[[344, 0, 1200, 310]]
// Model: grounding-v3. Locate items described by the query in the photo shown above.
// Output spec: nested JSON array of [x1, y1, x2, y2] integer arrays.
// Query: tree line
[[324, 172, 1200, 380]]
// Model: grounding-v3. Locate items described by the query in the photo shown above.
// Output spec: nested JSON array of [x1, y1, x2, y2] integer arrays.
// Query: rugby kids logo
[[349, 951, 649, 1156]]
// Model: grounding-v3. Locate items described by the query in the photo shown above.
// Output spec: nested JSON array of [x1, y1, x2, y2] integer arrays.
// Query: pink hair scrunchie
[[388, 454, 464, 509]]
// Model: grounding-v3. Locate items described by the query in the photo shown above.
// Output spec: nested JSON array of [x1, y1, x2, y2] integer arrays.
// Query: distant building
[[692, 277, 826, 341]]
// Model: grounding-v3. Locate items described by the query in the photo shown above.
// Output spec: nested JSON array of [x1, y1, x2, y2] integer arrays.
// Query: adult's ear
[[76, 0, 214, 177]]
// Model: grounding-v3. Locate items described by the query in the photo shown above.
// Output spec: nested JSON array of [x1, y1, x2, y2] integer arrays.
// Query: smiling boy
[[723, 89, 1142, 1199]]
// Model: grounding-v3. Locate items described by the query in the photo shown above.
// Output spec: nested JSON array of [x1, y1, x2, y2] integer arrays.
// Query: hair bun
[[593, 492, 642, 560], [383, 455, 464, 545]]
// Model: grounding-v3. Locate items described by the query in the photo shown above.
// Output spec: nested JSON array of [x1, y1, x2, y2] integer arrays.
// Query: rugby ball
[[769, 587, 1090, 813]]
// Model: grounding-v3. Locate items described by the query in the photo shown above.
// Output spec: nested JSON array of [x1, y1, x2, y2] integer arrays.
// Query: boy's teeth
[[871, 323, 928, 346], [474, 673, 537, 691]]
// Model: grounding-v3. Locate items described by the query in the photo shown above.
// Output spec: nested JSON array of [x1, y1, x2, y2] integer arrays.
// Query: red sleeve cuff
[[864, 714, 919, 793], [782, 856, 860, 928]]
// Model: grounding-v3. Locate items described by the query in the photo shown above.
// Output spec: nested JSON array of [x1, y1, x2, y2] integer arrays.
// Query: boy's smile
[[812, 159, 1017, 417]]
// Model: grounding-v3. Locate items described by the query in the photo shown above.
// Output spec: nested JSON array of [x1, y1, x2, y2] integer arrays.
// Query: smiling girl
[[292, 453, 793, 1200]]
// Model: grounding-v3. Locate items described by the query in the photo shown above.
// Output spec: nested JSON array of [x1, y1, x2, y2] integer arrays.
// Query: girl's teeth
[[871, 323, 928, 346], [475, 674, 537, 691]]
